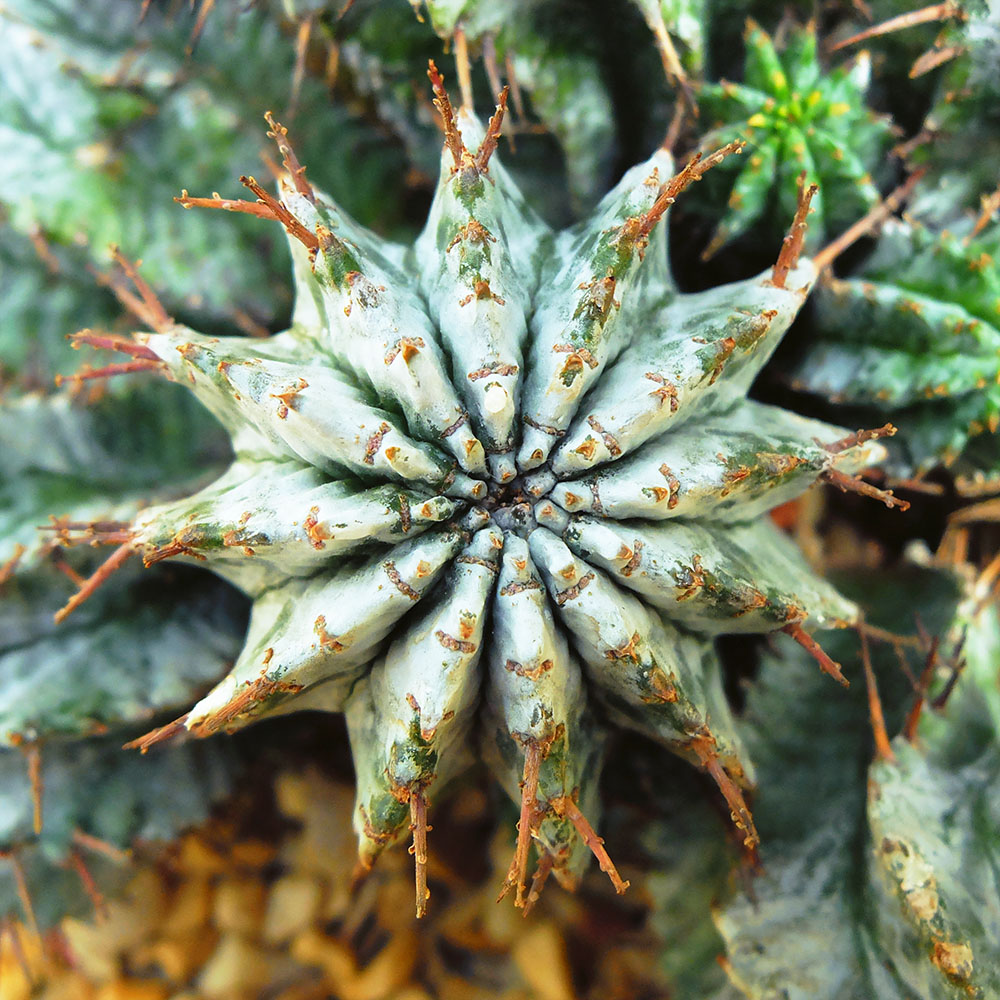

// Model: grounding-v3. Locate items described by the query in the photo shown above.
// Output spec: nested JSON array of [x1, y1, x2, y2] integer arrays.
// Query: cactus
[[696, 20, 892, 257], [1, 0, 999, 994], [31, 53, 894, 918]]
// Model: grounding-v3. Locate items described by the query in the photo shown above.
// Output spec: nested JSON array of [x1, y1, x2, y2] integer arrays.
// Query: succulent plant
[[713, 560, 1000, 999], [786, 211, 1000, 480], [697, 20, 892, 257], [39, 58, 899, 919], [3, 0, 1000, 994]]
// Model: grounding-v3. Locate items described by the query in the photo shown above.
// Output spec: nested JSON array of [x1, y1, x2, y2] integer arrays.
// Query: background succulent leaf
[[0, 227, 123, 385], [0, 735, 239, 929], [1, 383, 228, 569], [786, 216, 1000, 477], [0, 0, 409, 327], [0, 562, 248, 744], [714, 563, 1000, 999]]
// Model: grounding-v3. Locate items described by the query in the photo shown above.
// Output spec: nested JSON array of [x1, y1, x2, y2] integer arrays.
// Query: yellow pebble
[[94, 980, 170, 1000], [262, 876, 323, 945], [213, 877, 267, 936], [512, 922, 575, 1000]]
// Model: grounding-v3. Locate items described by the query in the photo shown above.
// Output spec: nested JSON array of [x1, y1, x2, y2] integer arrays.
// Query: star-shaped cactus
[[54, 68, 893, 915], [698, 20, 892, 257]]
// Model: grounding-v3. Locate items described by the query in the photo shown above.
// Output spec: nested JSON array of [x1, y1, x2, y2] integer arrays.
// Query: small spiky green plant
[[698, 19, 892, 257], [46, 64, 899, 917]]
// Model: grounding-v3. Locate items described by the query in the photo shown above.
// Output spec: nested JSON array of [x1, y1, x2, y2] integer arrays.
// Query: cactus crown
[[47, 63, 898, 917]]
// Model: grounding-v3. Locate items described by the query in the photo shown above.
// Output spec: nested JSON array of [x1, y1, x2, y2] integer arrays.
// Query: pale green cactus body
[[549, 399, 879, 521], [140, 327, 482, 497], [525, 526, 753, 789], [548, 263, 816, 476], [483, 533, 603, 890], [559, 514, 853, 632], [348, 526, 501, 867], [413, 110, 541, 483], [182, 527, 466, 736], [517, 148, 677, 470], [131, 459, 459, 595]]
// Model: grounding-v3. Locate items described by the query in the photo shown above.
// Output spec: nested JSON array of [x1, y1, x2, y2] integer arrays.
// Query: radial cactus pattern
[[56, 67, 891, 917]]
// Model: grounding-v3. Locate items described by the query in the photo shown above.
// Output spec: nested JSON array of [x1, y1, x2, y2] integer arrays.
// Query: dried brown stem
[[288, 15, 313, 120], [903, 635, 939, 741], [28, 225, 60, 274], [54, 542, 134, 625], [974, 549, 1000, 610], [483, 37, 505, 114], [647, 15, 697, 115], [771, 173, 819, 288], [504, 52, 527, 122], [25, 744, 43, 836], [639, 140, 745, 238], [427, 60, 467, 169], [231, 308, 272, 339], [240, 176, 319, 251], [72, 829, 131, 864], [946, 496, 1000, 526], [822, 467, 911, 511], [783, 622, 850, 687], [550, 796, 629, 895], [55, 359, 165, 386], [6, 852, 40, 942], [475, 87, 509, 174], [892, 128, 934, 162], [498, 741, 542, 907], [857, 620, 896, 762], [690, 735, 760, 854], [812, 170, 925, 273], [408, 788, 431, 918], [930, 633, 967, 710], [41, 518, 133, 548], [265, 111, 314, 200], [969, 182, 1000, 241], [663, 95, 687, 155], [175, 190, 276, 218], [889, 476, 945, 497], [123, 714, 190, 753], [69, 849, 108, 921], [187, 0, 216, 54], [521, 851, 554, 918], [325, 39, 340, 91], [910, 43, 965, 76], [453, 26, 474, 109], [90, 249, 172, 333], [68, 330, 159, 360], [854, 621, 925, 651], [0, 544, 26, 587], [822, 422, 897, 454], [828, 2, 960, 51]]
